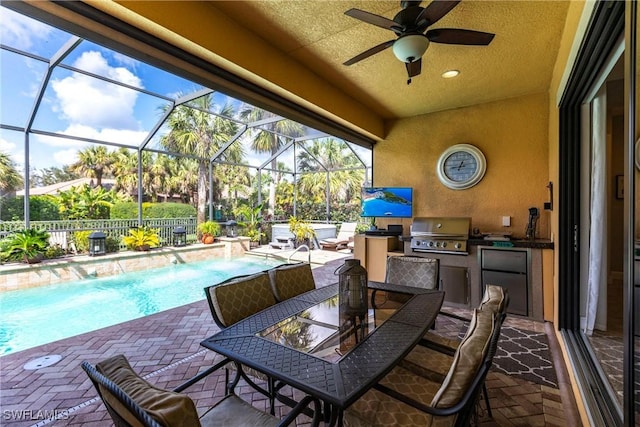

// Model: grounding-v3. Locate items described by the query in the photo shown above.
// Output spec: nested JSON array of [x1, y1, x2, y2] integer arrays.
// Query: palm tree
[[70, 145, 114, 187], [240, 107, 304, 216], [0, 151, 23, 194], [297, 139, 365, 207], [161, 94, 239, 224]]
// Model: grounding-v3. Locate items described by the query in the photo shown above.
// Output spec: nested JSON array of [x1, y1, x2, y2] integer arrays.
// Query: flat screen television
[[360, 187, 413, 218]]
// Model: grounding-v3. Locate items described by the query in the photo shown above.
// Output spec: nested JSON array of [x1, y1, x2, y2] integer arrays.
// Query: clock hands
[[457, 161, 464, 171]]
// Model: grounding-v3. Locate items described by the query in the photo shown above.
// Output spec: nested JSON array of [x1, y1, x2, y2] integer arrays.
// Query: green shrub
[[122, 226, 160, 250], [73, 230, 91, 253], [44, 244, 67, 259], [146, 203, 196, 218], [111, 202, 194, 219], [105, 236, 120, 253], [0, 228, 50, 263], [110, 202, 152, 219], [0, 196, 60, 221]]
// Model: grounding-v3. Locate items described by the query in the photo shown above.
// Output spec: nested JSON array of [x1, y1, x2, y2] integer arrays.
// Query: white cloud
[[51, 51, 143, 130], [53, 148, 81, 166], [0, 7, 52, 51], [0, 137, 24, 171]]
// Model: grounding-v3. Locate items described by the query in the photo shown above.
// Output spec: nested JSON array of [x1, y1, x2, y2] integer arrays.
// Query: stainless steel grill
[[410, 217, 471, 255]]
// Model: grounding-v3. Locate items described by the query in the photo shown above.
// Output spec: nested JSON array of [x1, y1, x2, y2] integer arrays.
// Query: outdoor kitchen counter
[[468, 238, 554, 250], [400, 235, 553, 249]]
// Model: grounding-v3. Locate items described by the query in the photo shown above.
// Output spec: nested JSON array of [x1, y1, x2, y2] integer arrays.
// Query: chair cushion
[[209, 272, 276, 327], [479, 284, 507, 314], [268, 263, 316, 301], [431, 309, 495, 408], [200, 394, 279, 427], [385, 256, 439, 290], [96, 354, 201, 427]]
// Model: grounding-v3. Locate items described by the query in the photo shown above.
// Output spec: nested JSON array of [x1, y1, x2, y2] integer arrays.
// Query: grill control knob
[[435, 242, 440, 248], [428, 241, 434, 247], [454, 242, 461, 249], [442, 242, 447, 248]]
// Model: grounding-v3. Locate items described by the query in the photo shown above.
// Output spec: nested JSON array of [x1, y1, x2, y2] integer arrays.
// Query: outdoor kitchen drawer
[[479, 248, 529, 316]]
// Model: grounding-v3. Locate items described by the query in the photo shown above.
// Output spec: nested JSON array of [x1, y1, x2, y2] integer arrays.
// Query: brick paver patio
[[0, 254, 578, 426]]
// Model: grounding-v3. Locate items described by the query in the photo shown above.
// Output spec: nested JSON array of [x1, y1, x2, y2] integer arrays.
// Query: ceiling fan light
[[442, 70, 460, 78], [392, 34, 429, 63]]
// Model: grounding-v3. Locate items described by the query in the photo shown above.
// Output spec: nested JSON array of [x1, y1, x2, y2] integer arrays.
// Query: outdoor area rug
[[492, 326, 559, 388]]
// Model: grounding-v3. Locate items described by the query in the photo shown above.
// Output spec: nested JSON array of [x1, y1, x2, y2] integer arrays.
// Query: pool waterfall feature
[[0, 237, 252, 292]]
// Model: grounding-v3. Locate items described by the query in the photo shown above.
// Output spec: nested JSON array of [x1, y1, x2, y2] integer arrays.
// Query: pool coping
[[0, 237, 251, 292]]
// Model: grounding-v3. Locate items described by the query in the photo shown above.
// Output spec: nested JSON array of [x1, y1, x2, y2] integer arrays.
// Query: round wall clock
[[436, 143, 487, 190]]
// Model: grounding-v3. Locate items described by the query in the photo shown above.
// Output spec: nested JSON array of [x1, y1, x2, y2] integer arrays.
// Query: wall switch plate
[[502, 216, 511, 227]]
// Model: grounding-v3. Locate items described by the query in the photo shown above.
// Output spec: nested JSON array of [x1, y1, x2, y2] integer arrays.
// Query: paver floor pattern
[[0, 254, 577, 426]]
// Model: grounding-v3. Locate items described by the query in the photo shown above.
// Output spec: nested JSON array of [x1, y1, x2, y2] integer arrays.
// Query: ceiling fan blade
[[426, 28, 495, 45], [416, 0, 460, 27], [345, 8, 398, 31], [406, 58, 422, 78], [343, 40, 395, 66]]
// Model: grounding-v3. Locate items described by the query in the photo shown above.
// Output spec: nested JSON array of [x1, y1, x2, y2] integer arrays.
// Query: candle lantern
[[225, 220, 238, 238], [336, 259, 368, 316], [88, 231, 106, 256], [173, 226, 187, 247], [336, 259, 368, 351]]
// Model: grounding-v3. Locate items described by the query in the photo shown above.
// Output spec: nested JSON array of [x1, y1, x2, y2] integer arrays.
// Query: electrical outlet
[[502, 216, 511, 227]]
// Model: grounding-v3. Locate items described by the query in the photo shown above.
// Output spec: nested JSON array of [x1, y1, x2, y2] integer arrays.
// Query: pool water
[[0, 256, 282, 355]]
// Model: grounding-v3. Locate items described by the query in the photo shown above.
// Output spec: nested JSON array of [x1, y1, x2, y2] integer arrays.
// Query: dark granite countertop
[[399, 235, 553, 250], [469, 238, 554, 249]]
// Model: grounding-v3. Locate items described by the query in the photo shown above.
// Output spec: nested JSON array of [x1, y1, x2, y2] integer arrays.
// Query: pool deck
[[0, 251, 577, 426]]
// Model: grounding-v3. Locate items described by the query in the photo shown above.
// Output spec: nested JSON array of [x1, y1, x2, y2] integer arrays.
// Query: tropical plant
[[0, 228, 50, 263], [288, 216, 315, 248], [122, 226, 160, 251], [197, 220, 221, 243], [0, 151, 23, 195], [56, 184, 130, 220], [297, 138, 365, 208], [240, 107, 304, 217], [70, 145, 114, 187], [160, 93, 241, 224], [234, 202, 264, 242]]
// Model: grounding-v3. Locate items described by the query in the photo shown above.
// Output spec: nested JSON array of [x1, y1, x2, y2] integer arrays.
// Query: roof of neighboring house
[[16, 178, 115, 196]]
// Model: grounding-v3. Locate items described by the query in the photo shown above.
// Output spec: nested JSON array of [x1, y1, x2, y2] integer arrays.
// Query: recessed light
[[442, 70, 460, 78]]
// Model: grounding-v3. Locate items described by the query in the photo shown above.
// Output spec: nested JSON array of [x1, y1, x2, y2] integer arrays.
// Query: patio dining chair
[[203, 271, 281, 412], [268, 262, 316, 302], [81, 354, 321, 427]]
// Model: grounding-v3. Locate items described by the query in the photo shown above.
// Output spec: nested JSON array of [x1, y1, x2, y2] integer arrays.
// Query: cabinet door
[[482, 270, 528, 316], [440, 266, 468, 305]]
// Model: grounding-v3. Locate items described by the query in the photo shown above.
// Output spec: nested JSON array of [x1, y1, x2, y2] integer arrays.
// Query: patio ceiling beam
[[57, 63, 175, 102], [247, 116, 284, 128], [258, 139, 295, 170], [139, 102, 175, 151], [210, 125, 248, 162], [22, 35, 81, 228], [28, 129, 136, 149], [175, 88, 213, 105]]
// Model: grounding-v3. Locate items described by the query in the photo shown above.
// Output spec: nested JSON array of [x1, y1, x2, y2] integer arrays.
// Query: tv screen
[[360, 187, 413, 218]]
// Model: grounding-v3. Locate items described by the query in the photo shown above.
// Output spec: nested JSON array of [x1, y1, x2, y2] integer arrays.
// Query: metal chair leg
[[482, 383, 492, 418]]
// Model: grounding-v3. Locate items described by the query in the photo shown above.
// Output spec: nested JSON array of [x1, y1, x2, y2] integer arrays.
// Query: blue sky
[[0, 6, 224, 172], [0, 6, 369, 179]]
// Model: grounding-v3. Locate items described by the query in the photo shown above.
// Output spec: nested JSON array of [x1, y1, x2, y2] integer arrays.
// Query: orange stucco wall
[[373, 92, 550, 237]]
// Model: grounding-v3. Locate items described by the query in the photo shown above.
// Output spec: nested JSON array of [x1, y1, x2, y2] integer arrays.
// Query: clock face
[[436, 144, 486, 190], [443, 151, 478, 182]]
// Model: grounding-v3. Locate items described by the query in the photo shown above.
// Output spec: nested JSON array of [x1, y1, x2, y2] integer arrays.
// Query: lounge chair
[[319, 222, 357, 250]]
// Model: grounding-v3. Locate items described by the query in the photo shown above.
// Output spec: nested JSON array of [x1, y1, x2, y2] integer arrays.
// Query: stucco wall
[[374, 92, 550, 237]]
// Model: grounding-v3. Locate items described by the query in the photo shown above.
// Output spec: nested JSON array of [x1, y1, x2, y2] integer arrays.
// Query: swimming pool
[[0, 256, 282, 355]]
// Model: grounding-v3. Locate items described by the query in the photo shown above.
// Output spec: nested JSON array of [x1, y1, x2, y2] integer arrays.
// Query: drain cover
[[23, 354, 62, 370]]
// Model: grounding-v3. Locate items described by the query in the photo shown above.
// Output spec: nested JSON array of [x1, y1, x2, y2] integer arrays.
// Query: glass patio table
[[200, 281, 445, 426]]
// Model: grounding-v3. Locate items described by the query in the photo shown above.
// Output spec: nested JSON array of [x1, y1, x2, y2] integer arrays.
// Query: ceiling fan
[[343, 0, 495, 84]]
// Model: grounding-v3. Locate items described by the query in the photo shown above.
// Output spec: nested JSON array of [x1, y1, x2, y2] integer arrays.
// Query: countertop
[[399, 235, 554, 250]]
